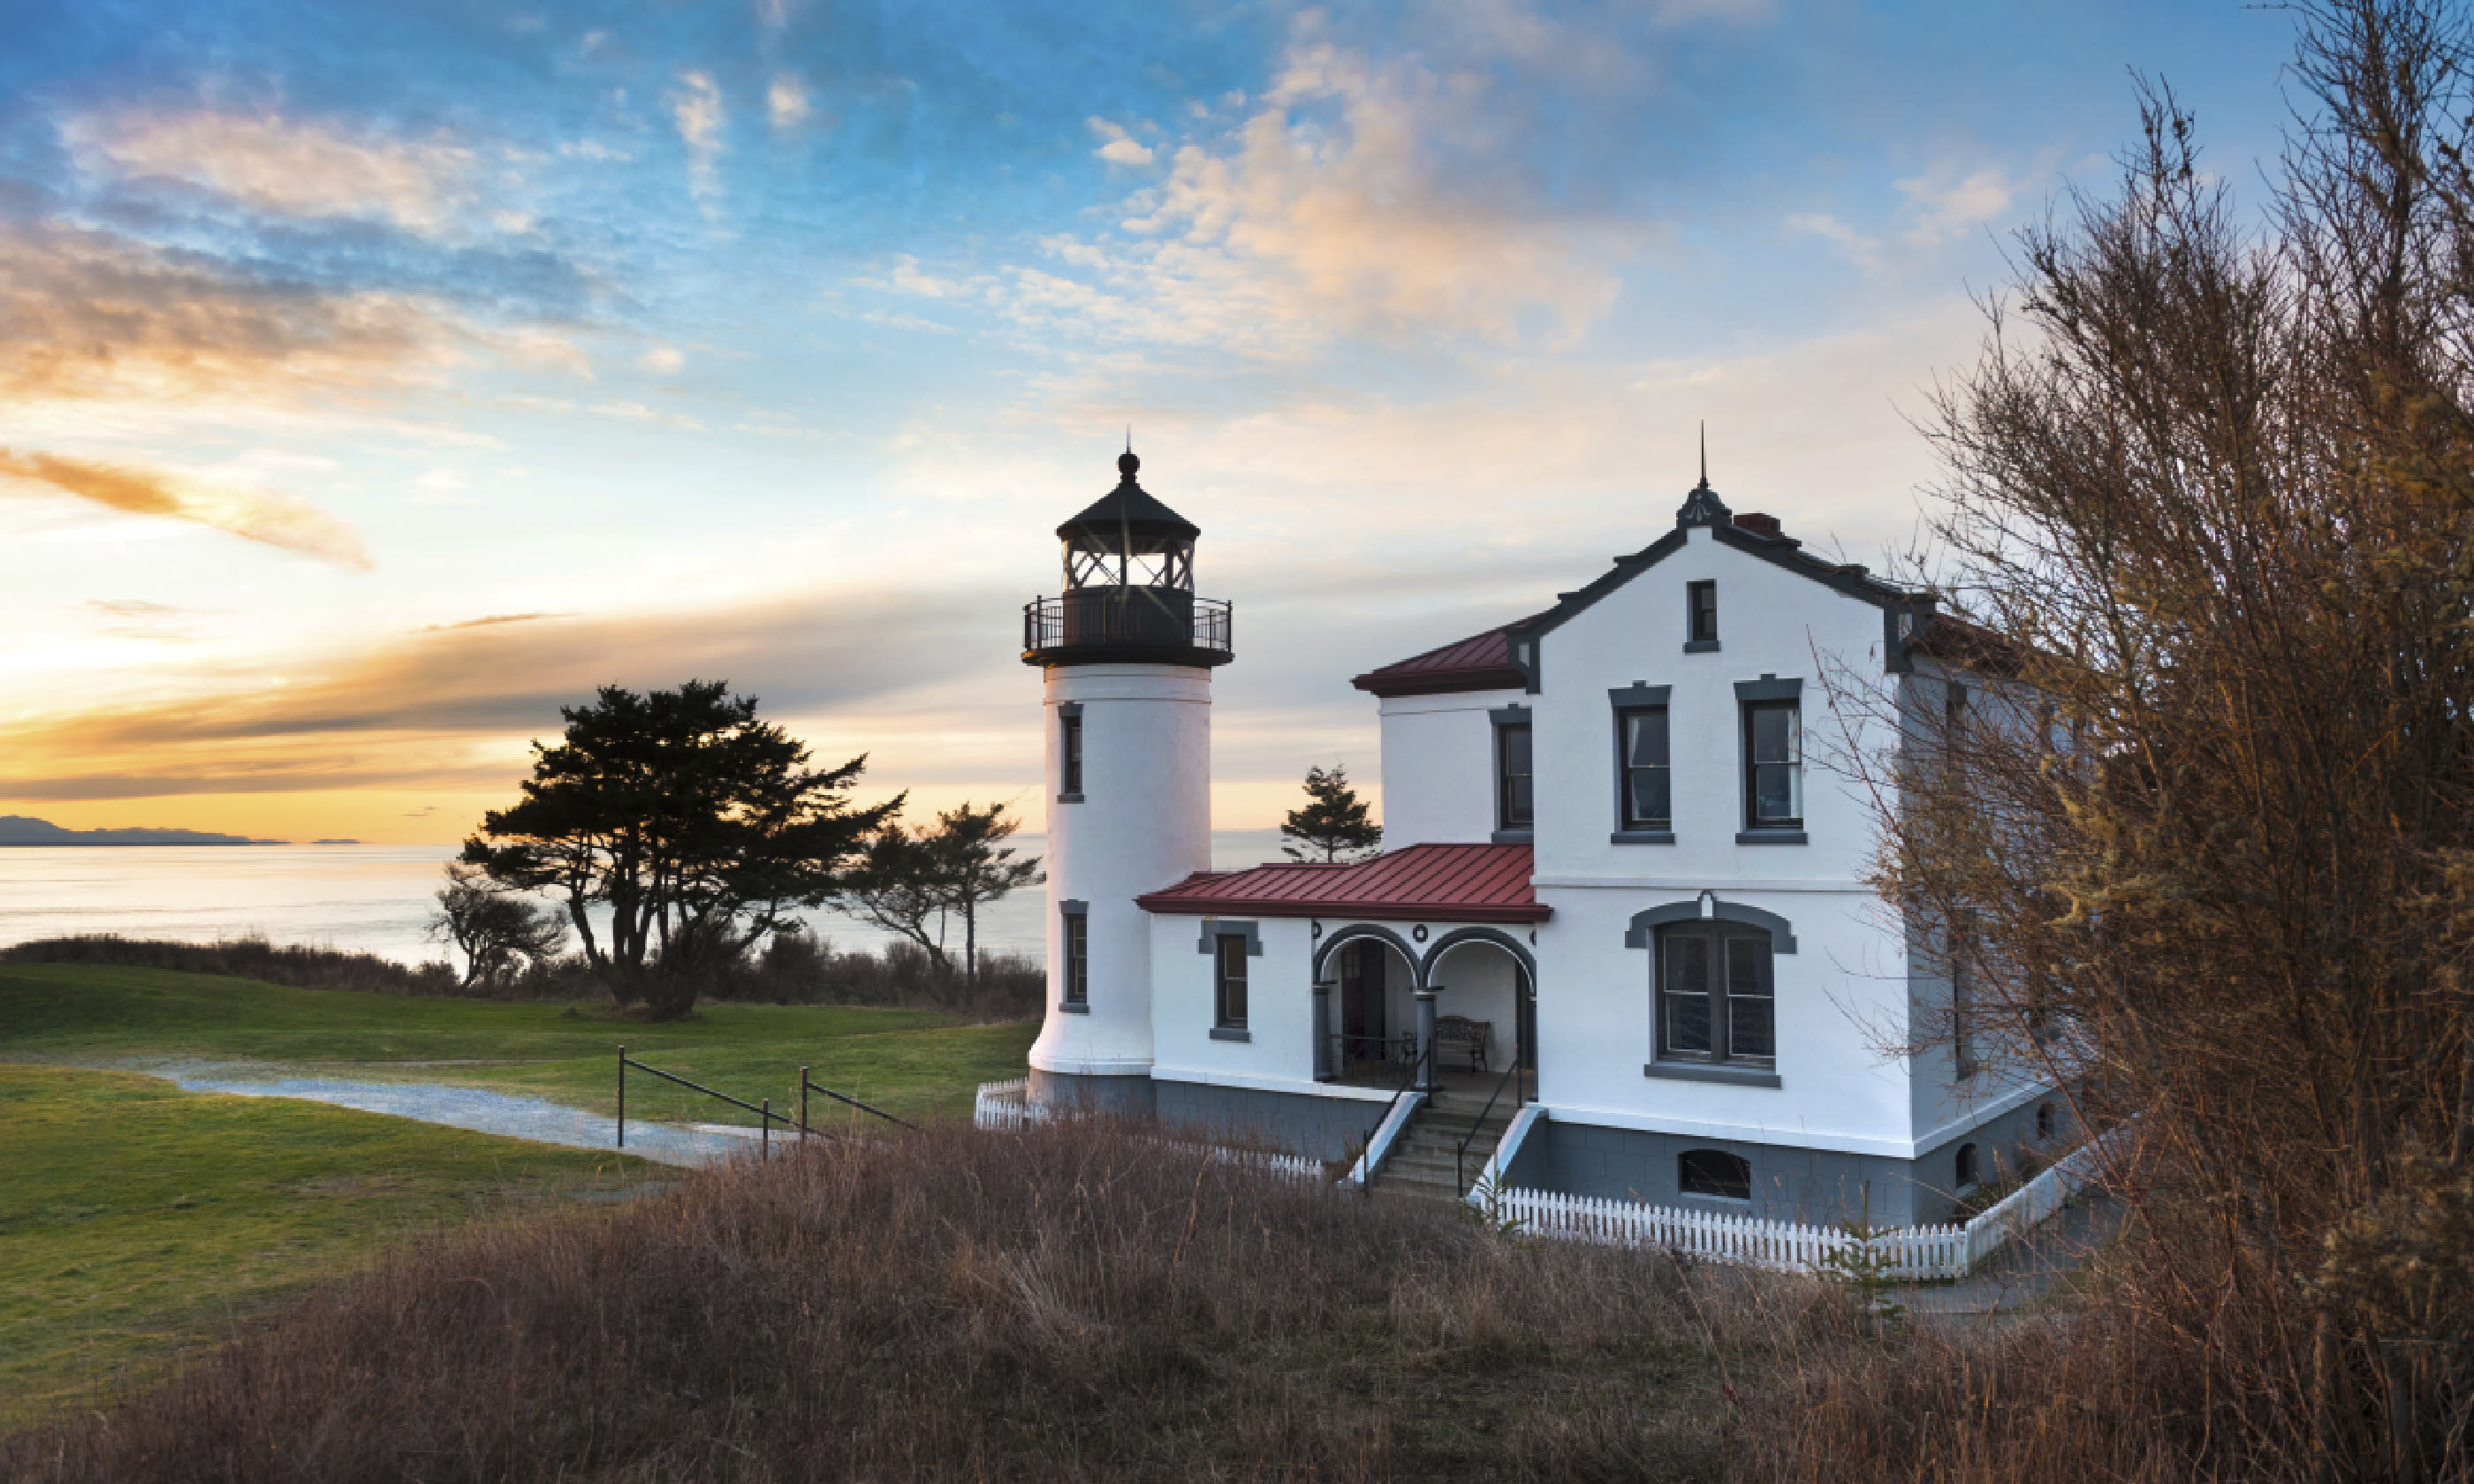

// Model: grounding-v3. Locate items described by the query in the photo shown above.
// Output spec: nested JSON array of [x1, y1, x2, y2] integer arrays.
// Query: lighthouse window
[[1657, 923, 1774, 1068], [1213, 935, 1248, 1029], [1059, 712, 1084, 799], [1061, 910, 1089, 1008]]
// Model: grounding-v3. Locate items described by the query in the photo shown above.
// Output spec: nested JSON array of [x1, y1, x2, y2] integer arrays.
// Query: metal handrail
[[1023, 593, 1233, 654], [618, 1045, 797, 1160], [1453, 1059, 1529, 1195], [799, 1065, 917, 1132], [1357, 1043, 1431, 1186]]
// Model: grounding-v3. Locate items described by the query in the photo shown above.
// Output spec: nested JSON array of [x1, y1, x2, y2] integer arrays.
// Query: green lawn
[[0, 1064, 658, 1426], [0, 962, 1040, 1125], [0, 964, 1041, 1426]]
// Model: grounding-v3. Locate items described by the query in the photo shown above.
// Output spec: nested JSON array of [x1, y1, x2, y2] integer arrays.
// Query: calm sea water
[[0, 830, 1290, 969]]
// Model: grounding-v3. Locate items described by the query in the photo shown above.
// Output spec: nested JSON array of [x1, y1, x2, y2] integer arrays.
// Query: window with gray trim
[[1495, 720, 1533, 830], [1059, 711, 1084, 797], [1742, 699, 1802, 829], [1657, 922, 1775, 1067], [1213, 934, 1248, 1029], [1687, 580, 1718, 645], [1616, 704, 1671, 829], [1061, 909, 1089, 1007]]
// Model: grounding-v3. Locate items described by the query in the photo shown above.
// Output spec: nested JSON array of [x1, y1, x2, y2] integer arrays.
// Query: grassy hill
[[0, 1064, 656, 1427], [0, 964, 1040, 1428]]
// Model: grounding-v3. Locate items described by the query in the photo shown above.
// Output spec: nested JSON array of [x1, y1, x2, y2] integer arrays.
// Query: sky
[[0, 0, 2301, 844]]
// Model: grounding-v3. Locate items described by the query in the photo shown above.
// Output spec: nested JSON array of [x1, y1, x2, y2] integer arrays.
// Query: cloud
[[0, 448, 372, 567], [638, 344, 687, 373], [0, 222, 465, 404], [0, 585, 1000, 801], [65, 110, 474, 237], [1787, 211, 1882, 270], [672, 70, 726, 208], [1088, 118, 1155, 167], [888, 30, 1635, 357], [769, 73, 811, 131], [1899, 165, 2022, 246]]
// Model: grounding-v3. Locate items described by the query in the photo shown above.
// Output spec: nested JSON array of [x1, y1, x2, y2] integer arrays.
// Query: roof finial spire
[[1697, 420, 1709, 489], [1117, 428, 1140, 481]]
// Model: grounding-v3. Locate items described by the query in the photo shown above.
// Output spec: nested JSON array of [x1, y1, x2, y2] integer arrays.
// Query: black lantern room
[[1022, 449, 1233, 668]]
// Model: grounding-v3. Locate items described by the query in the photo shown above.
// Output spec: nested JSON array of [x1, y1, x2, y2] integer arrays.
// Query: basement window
[[1680, 1148, 1751, 1201]]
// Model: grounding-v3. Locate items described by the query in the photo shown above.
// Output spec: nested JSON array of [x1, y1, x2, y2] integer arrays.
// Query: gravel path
[[165, 1072, 752, 1167]]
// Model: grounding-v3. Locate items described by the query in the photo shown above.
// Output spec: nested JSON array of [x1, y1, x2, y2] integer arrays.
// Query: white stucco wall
[[1147, 912, 1393, 1102], [1029, 663, 1212, 1079], [1376, 689, 1522, 846], [1515, 523, 1932, 1154]]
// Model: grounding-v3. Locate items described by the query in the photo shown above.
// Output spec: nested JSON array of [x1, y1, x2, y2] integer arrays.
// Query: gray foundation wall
[[1152, 1079, 1385, 1164], [1027, 1068, 1157, 1117], [1026, 1070, 1382, 1163], [1526, 1088, 2080, 1228]]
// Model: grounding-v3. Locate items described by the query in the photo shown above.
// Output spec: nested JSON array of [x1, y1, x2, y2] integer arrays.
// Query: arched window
[[1679, 1148, 1751, 1201], [2035, 1103, 2055, 1142], [1955, 1142, 1980, 1190]]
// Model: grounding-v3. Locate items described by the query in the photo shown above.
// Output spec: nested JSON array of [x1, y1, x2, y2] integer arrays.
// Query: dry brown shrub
[[3, 1120, 1772, 1483]]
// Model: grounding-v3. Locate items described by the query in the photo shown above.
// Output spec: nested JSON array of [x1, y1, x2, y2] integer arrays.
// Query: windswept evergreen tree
[[1279, 763, 1382, 863]]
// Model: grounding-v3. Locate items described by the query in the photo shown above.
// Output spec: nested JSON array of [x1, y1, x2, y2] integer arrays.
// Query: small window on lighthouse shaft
[[1059, 713, 1084, 797], [1062, 912, 1089, 1007]]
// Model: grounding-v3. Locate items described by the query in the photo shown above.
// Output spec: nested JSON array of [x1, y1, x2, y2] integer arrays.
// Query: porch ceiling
[[1135, 842, 1548, 923]]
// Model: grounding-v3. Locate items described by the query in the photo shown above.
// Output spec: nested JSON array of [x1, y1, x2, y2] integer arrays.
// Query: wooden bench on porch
[[1434, 1015, 1493, 1074]]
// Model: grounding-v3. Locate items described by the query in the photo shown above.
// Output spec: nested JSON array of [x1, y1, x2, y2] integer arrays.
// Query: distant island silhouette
[[309, 838, 362, 845], [0, 814, 285, 846]]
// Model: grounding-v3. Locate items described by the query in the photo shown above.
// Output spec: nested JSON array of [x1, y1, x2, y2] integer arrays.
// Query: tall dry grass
[[0, 1119, 1851, 1483]]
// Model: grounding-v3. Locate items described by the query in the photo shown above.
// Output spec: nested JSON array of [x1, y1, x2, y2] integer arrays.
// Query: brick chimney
[[1733, 511, 1783, 539]]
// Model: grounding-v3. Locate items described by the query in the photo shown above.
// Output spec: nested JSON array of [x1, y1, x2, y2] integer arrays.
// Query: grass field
[[0, 962, 1041, 1124], [0, 1064, 659, 1427], [0, 962, 1042, 1427]]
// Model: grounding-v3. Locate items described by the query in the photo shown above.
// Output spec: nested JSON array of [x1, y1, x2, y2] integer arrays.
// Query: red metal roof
[[1351, 624, 1529, 697], [1136, 842, 1547, 923]]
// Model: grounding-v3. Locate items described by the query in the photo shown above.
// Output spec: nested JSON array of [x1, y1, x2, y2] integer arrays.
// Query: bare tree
[[427, 861, 569, 991], [1814, 4, 2474, 1475]]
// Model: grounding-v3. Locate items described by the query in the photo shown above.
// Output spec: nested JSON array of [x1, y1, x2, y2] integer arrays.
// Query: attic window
[[1687, 580, 1719, 650]]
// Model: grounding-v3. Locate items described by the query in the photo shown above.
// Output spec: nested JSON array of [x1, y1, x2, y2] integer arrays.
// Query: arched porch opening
[[1423, 930, 1536, 1098], [1313, 926, 1421, 1086]]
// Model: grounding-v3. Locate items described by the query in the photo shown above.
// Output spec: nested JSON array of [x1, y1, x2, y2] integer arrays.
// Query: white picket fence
[[970, 1079, 1322, 1182], [1499, 1125, 2124, 1282], [974, 1078, 1035, 1131]]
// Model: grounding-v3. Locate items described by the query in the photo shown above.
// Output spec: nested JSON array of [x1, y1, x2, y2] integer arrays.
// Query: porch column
[[1415, 986, 1440, 1092], [1311, 978, 1334, 1081]]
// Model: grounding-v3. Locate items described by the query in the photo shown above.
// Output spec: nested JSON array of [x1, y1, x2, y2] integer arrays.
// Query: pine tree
[[1279, 763, 1382, 863]]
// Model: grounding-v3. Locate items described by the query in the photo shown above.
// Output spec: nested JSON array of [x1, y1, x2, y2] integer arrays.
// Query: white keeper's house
[[1012, 447, 2070, 1226]]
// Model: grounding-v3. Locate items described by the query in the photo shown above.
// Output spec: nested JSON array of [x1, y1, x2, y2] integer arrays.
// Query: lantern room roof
[[1056, 450, 1201, 551]]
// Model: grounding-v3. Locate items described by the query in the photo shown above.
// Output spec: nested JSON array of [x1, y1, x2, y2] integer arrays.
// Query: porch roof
[[1135, 842, 1548, 923]]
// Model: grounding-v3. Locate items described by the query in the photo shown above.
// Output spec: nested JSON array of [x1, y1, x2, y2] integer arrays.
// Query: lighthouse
[[1020, 448, 1232, 1112]]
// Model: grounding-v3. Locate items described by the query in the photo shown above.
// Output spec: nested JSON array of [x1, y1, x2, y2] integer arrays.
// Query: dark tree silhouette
[[460, 680, 898, 1018], [426, 860, 568, 989], [1279, 763, 1382, 863], [837, 800, 1043, 1007]]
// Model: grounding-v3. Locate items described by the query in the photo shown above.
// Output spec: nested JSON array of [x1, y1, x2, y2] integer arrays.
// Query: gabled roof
[[1135, 842, 1547, 923], [1354, 474, 1944, 693], [1350, 621, 1537, 697]]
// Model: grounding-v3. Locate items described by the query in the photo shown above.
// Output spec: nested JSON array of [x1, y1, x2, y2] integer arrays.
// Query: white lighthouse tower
[[1020, 448, 1231, 1112]]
